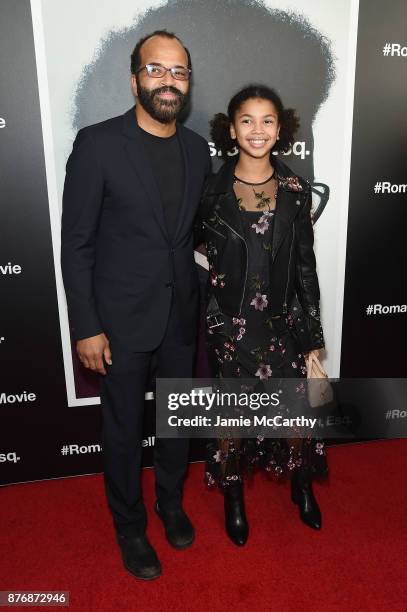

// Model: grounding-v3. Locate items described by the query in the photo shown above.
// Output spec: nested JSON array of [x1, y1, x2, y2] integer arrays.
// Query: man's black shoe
[[116, 533, 161, 580], [154, 502, 195, 550]]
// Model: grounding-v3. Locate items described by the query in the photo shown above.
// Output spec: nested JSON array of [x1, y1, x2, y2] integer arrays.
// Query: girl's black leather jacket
[[196, 157, 325, 354]]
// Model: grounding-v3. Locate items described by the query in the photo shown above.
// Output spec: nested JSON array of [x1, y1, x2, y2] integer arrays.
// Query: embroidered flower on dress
[[287, 456, 296, 470], [205, 472, 216, 486], [225, 474, 240, 482], [315, 442, 324, 455], [210, 269, 225, 288], [251, 211, 275, 234], [251, 218, 269, 234], [255, 364, 272, 379], [250, 293, 268, 311], [213, 450, 227, 463], [278, 175, 303, 192]]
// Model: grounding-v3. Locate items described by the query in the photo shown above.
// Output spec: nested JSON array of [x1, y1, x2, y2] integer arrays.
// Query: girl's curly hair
[[210, 84, 299, 158]]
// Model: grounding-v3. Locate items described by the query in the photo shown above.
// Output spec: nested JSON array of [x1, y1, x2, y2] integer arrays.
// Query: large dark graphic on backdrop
[[70, 0, 335, 399]]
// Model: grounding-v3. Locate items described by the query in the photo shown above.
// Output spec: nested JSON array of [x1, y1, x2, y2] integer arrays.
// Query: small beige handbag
[[306, 354, 334, 408]]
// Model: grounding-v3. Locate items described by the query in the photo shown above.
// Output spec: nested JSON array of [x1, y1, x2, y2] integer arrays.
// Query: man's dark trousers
[[100, 292, 195, 537], [61, 107, 211, 537]]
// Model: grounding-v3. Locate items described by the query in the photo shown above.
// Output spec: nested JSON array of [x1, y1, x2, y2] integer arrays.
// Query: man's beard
[[136, 81, 189, 124]]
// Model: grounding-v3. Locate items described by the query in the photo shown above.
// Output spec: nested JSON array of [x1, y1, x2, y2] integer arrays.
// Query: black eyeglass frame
[[136, 63, 192, 81]]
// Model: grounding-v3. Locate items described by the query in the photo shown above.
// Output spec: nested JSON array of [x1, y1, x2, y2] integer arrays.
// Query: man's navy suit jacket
[[61, 106, 211, 350]]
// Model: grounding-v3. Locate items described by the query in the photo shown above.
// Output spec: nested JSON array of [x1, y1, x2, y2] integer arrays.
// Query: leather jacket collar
[[205, 155, 306, 195], [205, 155, 310, 262]]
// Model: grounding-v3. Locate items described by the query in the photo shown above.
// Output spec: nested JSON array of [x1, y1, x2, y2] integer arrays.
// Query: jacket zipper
[[202, 220, 226, 239], [283, 223, 295, 314], [216, 214, 248, 316]]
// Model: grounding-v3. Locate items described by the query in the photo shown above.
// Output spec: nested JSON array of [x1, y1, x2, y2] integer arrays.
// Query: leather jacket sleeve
[[294, 185, 325, 351]]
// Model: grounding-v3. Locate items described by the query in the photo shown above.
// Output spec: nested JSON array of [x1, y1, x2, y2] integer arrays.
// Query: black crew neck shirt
[[138, 126, 184, 240]]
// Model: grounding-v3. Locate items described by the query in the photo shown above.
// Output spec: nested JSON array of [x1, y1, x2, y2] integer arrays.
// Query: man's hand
[[77, 333, 112, 375]]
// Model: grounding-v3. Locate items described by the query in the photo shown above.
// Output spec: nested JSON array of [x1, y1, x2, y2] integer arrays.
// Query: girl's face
[[230, 97, 280, 159]]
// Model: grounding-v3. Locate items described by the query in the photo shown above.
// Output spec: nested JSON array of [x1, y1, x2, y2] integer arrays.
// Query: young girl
[[199, 85, 328, 545]]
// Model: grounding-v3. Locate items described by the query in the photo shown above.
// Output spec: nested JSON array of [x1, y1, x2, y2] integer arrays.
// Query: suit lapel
[[122, 107, 168, 241], [171, 123, 190, 242]]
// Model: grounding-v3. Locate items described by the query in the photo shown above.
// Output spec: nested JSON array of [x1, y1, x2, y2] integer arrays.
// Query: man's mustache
[[152, 86, 184, 99]]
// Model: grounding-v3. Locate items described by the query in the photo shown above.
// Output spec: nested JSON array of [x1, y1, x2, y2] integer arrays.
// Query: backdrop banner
[[340, 0, 407, 377], [1, 0, 405, 485]]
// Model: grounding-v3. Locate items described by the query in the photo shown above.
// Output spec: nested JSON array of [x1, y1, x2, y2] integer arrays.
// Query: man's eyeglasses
[[136, 63, 192, 81]]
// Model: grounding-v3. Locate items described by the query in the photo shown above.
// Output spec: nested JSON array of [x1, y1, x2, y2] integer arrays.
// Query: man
[[61, 30, 211, 580]]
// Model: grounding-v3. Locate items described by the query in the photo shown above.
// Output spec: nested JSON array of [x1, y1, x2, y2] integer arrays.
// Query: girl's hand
[[304, 349, 320, 362]]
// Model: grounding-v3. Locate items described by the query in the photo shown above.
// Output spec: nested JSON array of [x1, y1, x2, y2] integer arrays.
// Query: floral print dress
[[205, 178, 328, 488]]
